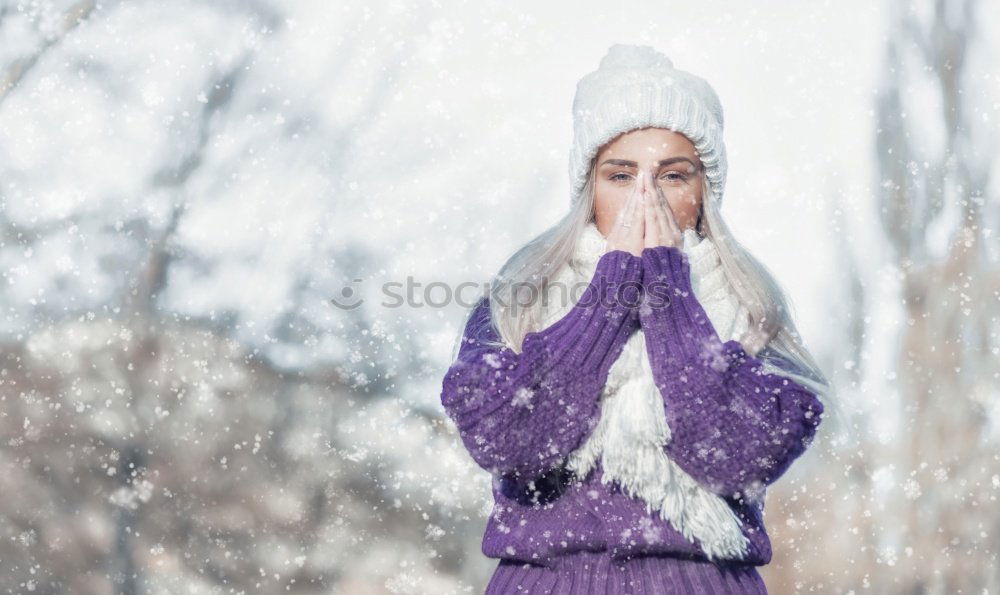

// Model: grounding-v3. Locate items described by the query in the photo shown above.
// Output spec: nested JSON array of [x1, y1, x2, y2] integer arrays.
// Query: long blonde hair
[[453, 154, 844, 428]]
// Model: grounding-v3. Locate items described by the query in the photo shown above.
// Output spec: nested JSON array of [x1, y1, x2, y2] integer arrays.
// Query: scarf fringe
[[555, 222, 754, 561]]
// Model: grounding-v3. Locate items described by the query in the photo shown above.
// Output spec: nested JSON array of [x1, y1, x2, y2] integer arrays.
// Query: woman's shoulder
[[459, 294, 502, 348], [755, 342, 832, 404], [466, 294, 491, 327], [756, 343, 819, 381]]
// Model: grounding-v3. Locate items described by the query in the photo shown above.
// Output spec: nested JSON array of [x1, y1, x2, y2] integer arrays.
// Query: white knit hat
[[569, 44, 728, 205]]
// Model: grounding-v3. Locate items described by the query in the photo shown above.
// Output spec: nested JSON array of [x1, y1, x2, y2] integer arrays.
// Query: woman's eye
[[661, 172, 687, 182], [609, 171, 686, 183]]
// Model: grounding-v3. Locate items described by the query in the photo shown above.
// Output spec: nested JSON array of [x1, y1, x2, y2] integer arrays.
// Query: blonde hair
[[453, 151, 844, 429]]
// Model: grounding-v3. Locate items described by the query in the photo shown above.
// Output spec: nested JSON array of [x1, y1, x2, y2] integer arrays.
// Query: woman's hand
[[641, 170, 683, 249], [605, 174, 645, 257]]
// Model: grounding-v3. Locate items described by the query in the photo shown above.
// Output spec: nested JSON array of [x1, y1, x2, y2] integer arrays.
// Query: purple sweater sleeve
[[639, 245, 825, 498], [440, 250, 642, 480]]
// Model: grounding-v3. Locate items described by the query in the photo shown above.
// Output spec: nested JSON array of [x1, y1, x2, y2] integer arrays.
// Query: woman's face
[[592, 127, 704, 237]]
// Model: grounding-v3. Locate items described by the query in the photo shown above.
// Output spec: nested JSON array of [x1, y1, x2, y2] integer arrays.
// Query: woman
[[440, 44, 838, 594]]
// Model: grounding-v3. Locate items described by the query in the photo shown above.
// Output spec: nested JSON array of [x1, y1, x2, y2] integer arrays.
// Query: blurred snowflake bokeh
[[1, 0, 997, 593]]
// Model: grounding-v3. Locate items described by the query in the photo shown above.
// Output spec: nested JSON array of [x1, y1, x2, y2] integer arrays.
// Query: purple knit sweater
[[440, 246, 825, 568]]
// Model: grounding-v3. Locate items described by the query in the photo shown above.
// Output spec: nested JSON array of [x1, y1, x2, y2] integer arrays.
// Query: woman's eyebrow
[[600, 157, 700, 168]]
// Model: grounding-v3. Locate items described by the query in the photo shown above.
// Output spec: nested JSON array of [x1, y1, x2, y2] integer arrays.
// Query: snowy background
[[1, 0, 997, 593]]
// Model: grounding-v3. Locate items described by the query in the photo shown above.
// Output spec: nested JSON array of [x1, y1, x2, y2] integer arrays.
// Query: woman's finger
[[655, 180, 682, 245], [654, 182, 671, 242], [633, 174, 646, 245], [643, 171, 660, 249], [610, 184, 636, 235], [620, 183, 640, 229], [607, 181, 643, 256]]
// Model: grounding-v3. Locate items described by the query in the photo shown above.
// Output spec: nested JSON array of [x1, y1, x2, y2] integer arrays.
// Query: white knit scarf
[[540, 220, 757, 561]]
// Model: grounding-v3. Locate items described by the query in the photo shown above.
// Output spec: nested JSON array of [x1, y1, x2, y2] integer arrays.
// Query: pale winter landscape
[[0, 0, 998, 593]]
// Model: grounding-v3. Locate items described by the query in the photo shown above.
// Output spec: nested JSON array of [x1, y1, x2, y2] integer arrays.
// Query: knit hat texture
[[569, 44, 728, 205]]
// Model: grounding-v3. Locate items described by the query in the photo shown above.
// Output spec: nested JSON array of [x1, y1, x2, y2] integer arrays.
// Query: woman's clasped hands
[[605, 169, 684, 257]]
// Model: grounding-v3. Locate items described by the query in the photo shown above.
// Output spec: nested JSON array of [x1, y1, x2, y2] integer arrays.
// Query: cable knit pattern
[[439, 228, 825, 570], [553, 223, 755, 561], [569, 44, 729, 205], [441, 250, 641, 480], [639, 245, 826, 498]]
